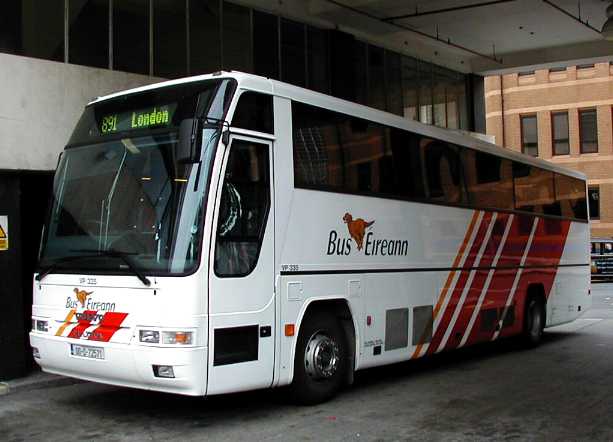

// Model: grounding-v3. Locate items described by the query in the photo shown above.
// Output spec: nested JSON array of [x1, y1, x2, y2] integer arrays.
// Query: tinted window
[[293, 104, 344, 188], [513, 164, 555, 214], [463, 150, 513, 210], [215, 140, 270, 277], [69, 0, 109, 68], [555, 173, 587, 220], [367, 45, 386, 111], [0, 0, 21, 55], [222, 1, 252, 73], [154, 0, 186, 78], [114, 0, 149, 75], [190, 0, 221, 75], [232, 92, 274, 134], [281, 18, 306, 87], [580, 109, 598, 153], [422, 140, 465, 204], [293, 102, 427, 200], [253, 10, 278, 79], [552, 112, 569, 155], [307, 26, 330, 94], [521, 115, 538, 157], [386, 51, 403, 116], [22, 0, 64, 62], [401, 56, 419, 121], [384, 129, 426, 199]]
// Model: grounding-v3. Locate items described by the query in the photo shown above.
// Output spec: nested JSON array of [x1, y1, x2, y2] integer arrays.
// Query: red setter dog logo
[[74, 288, 93, 308], [343, 213, 375, 251]]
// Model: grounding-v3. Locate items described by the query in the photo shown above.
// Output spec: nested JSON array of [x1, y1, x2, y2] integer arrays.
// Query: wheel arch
[[289, 297, 359, 386], [525, 282, 547, 326]]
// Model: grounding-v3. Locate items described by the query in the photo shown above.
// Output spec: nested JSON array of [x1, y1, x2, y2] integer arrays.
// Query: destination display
[[99, 103, 177, 135]]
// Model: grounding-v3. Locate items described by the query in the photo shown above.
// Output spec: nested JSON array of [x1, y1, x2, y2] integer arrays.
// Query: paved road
[[3, 286, 613, 441]]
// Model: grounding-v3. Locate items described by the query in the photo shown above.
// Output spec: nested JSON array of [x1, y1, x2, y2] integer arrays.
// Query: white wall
[[0, 53, 161, 171]]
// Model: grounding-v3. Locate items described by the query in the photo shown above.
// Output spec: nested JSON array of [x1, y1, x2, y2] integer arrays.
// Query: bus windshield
[[38, 78, 235, 276]]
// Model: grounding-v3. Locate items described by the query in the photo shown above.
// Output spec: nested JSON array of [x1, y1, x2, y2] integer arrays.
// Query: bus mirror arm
[[177, 118, 202, 164]]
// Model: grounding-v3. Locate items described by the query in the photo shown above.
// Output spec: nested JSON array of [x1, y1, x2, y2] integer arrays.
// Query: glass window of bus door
[[214, 140, 270, 277]]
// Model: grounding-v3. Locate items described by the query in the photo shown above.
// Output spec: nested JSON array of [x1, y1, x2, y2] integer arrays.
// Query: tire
[[521, 297, 545, 347], [288, 311, 348, 405]]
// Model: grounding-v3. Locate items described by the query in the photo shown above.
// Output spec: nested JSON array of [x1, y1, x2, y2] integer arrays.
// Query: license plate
[[70, 344, 105, 360]]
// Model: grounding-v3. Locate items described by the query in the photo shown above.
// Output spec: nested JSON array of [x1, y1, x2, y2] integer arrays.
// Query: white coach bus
[[31, 72, 590, 404]]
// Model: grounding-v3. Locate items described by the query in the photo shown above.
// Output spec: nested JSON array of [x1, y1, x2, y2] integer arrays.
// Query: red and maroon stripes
[[427, 212, 494, 355], [419, 211, 572, 355]]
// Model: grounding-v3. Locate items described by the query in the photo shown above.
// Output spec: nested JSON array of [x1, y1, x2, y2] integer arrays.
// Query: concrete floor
[[2, 285, 613, 441]]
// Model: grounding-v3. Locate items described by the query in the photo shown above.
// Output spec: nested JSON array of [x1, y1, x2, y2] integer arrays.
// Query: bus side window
[[214, 140, 270, 277], [422, 140, 465, 204], [462, 149, 513, 210]]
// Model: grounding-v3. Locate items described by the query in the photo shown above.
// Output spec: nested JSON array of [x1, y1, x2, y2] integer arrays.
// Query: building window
[[223, 1, 252, 73], [418, 61, 433, 125], [0, 1, 22, 55], [367, 45, 386, 111], [154, 0, 187, 78], [400, 56, 418, 121], [253, 10, 278, 80], [281, 18, 306, 87], [385, 51, 403, 116], [589, 186, 600, 219], [190, 0, 221, 75], [551, 112, 569, 155], [69, 0, 109, 69], [307, 26, 330, 94], [22, 0, 65, 62], [114, 0, 149, 75], [520, 115, 538, 157], [579, 109, 598, 153]]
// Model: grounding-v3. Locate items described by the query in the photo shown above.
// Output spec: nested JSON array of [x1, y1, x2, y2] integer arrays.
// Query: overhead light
[[602, 2, 613, 40]]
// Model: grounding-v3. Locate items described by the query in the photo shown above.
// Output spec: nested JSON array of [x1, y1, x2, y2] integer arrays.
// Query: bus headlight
[[162, 331, 193, 345], [139, 330, 160, 343], [36, 320, 48, 333]]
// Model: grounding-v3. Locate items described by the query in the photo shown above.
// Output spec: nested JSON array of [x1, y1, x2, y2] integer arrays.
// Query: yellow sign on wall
[[0, 215, 8, 251]]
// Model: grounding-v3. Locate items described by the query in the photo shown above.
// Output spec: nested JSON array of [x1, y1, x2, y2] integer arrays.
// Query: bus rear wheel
[[289, 312, 347, 405], [521, 297, 544, 347]]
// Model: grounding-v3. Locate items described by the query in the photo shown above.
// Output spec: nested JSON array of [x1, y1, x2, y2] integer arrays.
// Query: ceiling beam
[[324, 0, 503, 64], [541, 0, 603, 36], [382, 0, 518, 22]]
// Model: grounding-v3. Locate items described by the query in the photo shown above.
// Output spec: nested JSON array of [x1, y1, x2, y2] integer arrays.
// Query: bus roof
[[91, 71, 586, 181]]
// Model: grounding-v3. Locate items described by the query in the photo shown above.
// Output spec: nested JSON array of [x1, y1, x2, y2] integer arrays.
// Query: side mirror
[[177, 118, 202, 163]]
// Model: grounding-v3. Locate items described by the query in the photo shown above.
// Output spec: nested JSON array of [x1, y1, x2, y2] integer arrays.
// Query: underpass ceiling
[[238, 0, 613, 74]]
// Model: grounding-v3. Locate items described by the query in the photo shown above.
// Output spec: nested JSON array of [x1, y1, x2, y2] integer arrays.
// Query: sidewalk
[[0, 370, 85, 396]]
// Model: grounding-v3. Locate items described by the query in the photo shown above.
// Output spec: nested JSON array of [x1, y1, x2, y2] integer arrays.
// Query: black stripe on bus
[[279, 263, 589, 276]]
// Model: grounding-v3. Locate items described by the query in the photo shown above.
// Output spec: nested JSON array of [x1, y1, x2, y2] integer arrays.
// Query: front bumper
[[29, 333, 207, 396]]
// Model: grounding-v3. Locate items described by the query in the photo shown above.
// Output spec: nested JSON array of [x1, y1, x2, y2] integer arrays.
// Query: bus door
[[207, 134, 275, 395]]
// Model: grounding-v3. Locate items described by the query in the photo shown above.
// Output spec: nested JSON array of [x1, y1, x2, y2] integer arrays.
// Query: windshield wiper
[[72, 249, 152, 286], [36, 254, 101, 282]]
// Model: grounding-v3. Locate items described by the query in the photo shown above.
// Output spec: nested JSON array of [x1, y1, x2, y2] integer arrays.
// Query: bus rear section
[[273, 96, 590, 401]]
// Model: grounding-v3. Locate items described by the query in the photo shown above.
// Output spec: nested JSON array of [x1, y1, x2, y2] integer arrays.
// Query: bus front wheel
[[289, 312, 348, 405]]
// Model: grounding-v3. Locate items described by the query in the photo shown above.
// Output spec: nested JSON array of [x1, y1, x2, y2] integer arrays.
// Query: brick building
[[485, 62, 613, 237]]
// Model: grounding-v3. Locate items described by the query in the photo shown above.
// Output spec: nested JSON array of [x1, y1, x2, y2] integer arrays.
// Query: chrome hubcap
[[304, 331, 340, 380]]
